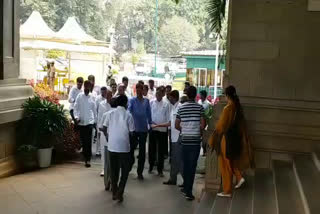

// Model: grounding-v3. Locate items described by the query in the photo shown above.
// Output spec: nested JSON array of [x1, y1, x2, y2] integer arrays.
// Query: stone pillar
[[204, 104, 223, 191], [0, 0, 33, 177], [226, 0, 320, 168]]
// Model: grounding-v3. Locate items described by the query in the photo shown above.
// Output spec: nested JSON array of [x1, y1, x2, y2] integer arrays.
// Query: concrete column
[[225, 0, 320, 168], [0, 0, 33, 177]]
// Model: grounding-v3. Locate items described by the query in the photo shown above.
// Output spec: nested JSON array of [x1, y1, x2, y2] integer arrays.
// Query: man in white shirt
[[148, 79, 156, 100], [102, 95, 135, 202], [163, 85, 173, 158], [143, 84, 150, 100], [149, 90, 170, 176], [88, 74, 101, 96], [110, 82, 117, 97], [98, 91, 113, 191], [95, 87, 108, 156], [122, 76, 132, 98], [74, 80, 97, 168], [198, 90, 210, 156], [114, 83, 125, 97], [163, 90, 184, 186], [198, 90, 210, 111], [68, 77, 83, 122], [97, 89, 112, 177], [163, 85, 172, 104]]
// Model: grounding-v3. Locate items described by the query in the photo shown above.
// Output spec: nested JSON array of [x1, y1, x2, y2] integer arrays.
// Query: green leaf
[[207, 0, 227, 35]]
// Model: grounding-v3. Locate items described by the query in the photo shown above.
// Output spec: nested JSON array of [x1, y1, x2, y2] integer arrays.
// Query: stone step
[[210, 196, 232, 214], [273, 160, 305, 214], [229, 176, 254, 214], [253, 169, 277, 214], [194, 191, 216, 214], [0, 157, 18, 178], [293, 155, 320, 214], [312, 152, 320, 172]]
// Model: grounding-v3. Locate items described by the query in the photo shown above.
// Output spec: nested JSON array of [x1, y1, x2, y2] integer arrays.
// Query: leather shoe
[[163, 180, 176, 185]]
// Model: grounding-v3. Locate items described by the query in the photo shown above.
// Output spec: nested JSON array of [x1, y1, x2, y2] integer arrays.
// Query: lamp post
[[154, 0, 159, 76], [214, 35, 220, 101]]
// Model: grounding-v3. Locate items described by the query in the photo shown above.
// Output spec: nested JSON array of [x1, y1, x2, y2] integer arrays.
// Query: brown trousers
[[218, 137, 242, 194]]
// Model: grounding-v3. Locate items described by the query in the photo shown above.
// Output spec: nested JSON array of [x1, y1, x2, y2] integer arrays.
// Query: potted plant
[[17, 144, 38, 171], [20, 96, 68, 168]]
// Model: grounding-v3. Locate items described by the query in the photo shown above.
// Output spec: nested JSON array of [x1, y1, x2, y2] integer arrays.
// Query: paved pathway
[[0, 163, 204, 214]]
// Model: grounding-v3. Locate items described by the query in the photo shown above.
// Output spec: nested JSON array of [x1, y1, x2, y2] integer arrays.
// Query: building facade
[[0, 0, 33, 177]]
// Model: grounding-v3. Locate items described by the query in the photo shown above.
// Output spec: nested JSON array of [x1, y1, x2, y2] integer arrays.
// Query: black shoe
[[178, 184, 184, 188], [180, 188, 186, 196], [105, 182, 110, 191], [185, 194, 195, 201], [117, 194, 124, 202], [85, 162, 91, 168], [138, 174, 144, 180], [112, 194, 117, 200], [163, 180, 176, 185]]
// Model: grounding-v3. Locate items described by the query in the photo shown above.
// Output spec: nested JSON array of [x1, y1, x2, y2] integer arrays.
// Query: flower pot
[[37, 147, 53, 168], [18, 152, 38, 171]]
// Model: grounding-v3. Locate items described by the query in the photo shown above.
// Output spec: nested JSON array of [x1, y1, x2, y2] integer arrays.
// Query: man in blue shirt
[[128, 83, 152, 180]]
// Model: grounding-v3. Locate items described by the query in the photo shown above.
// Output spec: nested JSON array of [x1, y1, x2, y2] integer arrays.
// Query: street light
[[154, 0, 159, 76], [214, 35, 220, 101]]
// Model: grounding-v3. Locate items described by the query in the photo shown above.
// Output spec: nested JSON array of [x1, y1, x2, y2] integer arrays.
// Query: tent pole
[[68, 52, 71, 82]]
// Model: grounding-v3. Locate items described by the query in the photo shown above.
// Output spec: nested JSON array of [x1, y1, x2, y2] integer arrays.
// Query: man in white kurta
[[97, 90, 112, 176], [74, 81, 97, 167]]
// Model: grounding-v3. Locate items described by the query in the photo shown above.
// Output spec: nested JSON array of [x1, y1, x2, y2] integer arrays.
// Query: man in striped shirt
[[175, 86, 206, 201]]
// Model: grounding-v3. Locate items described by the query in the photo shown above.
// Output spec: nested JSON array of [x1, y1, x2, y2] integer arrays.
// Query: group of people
[[68, 74, 254, 203]]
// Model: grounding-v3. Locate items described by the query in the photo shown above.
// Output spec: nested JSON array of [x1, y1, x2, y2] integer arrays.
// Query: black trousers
[[149, 130, 167, 173], [109, 151, 130, 196], [70, 109, 75, 122], [78, 125, 93, 162], [130, 132, 148, 175]]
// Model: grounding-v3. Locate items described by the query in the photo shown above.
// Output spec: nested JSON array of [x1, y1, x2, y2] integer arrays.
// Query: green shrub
[[19, 96, 68, 149]]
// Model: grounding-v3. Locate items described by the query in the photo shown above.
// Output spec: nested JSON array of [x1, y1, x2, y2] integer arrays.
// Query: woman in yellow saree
[[209, 85, 254, 197]]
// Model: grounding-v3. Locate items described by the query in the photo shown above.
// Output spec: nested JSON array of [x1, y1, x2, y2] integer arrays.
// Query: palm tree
[[173, 0, 227, 35]]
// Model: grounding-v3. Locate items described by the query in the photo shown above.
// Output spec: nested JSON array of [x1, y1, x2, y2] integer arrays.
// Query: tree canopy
[[158, 16, 199, 55], [20, 0, 216, 57]]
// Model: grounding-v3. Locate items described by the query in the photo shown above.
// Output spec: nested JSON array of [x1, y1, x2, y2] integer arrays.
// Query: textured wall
[[0, 0, 33, 177], [227, 0, 320, 167]]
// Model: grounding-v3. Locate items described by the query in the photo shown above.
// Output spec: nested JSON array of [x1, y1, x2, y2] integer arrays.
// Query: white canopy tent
[[20, 40, 111, 55], [20, 11, 115, 88], [55, 17, 102, 44], [20, 11, 56, 39]]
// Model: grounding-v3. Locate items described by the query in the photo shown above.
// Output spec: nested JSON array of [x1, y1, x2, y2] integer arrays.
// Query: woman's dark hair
[[225, 85, 243, 118], [138, 80, 144, 85]]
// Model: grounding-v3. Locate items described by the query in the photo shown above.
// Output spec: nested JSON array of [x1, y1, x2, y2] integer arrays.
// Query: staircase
[[195, 153, 320, 214]]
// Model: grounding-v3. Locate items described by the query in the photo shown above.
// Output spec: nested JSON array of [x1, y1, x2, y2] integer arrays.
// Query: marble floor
[[0, 162, 204, 214]]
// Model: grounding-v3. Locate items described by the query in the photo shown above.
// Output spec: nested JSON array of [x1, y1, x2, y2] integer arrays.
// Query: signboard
[[308, 0, 320, 11]]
